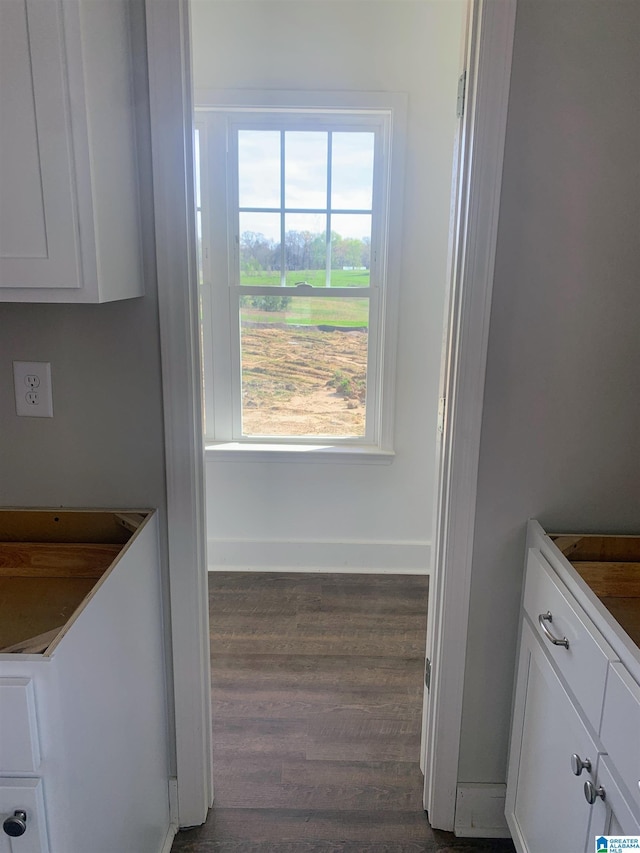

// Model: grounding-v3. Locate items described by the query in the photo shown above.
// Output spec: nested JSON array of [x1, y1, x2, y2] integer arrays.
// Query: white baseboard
[[159, 822, 178, 853], [454, 784, 511, 838], [207, 538, 430, 574]]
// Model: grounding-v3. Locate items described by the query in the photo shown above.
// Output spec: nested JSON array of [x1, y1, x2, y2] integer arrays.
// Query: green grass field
[[240, 268, 370, 288], [241, 296, 369, 328], [239, 268, 370, 327]]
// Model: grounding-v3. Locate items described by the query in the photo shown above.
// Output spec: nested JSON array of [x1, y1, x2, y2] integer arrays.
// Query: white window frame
[[194, 89, 407, 461]]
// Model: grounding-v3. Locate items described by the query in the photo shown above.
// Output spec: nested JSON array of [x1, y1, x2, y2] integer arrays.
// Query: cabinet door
[[600, 662, 640, 814], [0, 0, 81, 291], [587, 758, 640, 838], [0, 678, 40, 773], [506, 621, 601, 853]]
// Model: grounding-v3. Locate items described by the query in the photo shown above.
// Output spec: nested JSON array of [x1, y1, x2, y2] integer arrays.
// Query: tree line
[[241, 230, 370, 274]]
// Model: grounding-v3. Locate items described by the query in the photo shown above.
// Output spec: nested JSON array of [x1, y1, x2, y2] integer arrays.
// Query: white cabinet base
[[0, 510, 171, 853], [506, 521, 640, 853]]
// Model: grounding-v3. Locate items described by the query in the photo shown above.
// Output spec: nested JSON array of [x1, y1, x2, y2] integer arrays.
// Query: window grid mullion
[[232, 285, 371, 298], [279, 130, 285, 286], [325, 131, 332, 288], [238, 207, 372, 215]]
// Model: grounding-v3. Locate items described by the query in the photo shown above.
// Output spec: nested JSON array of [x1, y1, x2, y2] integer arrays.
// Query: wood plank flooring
[[171, 572, 515, 853]]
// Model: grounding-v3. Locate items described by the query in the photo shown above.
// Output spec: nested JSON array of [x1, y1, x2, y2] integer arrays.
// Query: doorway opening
[[185, 0, 465, 841], [144, 0, 517, 838]]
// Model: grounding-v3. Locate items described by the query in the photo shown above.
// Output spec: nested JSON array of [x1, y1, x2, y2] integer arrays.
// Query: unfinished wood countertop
[[0, 509, 148, 654], [550, 534, 640, 650]]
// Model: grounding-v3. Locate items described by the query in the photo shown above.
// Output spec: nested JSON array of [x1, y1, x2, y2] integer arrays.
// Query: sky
[[237, 130, 374, 242]]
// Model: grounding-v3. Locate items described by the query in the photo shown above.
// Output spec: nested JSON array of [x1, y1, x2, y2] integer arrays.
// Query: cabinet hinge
[[437, 396, 446, 434], [457, 71, 467, 119]]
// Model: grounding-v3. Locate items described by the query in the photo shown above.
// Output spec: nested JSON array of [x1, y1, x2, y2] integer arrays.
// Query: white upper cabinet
[[0, 0, 144, 302]]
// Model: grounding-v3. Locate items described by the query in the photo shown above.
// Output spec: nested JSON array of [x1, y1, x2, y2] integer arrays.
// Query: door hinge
[[437, 396, 446, 434], [457, 71, 467, 119], [425, 658, 431, 690]]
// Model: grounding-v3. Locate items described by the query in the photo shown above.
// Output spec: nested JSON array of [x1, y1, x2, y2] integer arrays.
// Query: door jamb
[[145, 0, 213, 828], [423, 0, 516, 832]]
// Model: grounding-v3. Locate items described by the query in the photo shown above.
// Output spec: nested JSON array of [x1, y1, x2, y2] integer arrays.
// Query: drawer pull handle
[[571, 753, 592, 776], [538, 611, 569, 648], [3, 810, 27, 838], [584, 781, 606, 805]]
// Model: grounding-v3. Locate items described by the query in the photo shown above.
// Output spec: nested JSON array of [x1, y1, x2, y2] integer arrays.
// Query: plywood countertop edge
[[44, 511, 155, 658]]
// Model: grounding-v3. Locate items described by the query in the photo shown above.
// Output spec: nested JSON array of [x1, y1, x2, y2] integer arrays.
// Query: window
[[195, 91, 406, 455]]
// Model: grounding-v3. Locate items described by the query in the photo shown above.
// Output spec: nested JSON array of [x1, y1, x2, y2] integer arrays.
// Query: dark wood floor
[[171, 572, 515, 853]]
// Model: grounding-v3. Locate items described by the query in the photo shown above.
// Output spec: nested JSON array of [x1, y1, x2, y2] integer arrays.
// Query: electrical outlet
[[13, 361, 53, 417]]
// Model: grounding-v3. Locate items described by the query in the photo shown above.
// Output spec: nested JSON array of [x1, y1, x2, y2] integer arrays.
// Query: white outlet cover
[[13, 361, 53, 417]]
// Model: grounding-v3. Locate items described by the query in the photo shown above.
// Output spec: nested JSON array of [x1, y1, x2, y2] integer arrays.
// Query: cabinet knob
[[584, 781, 606, 805], [3, 810, 27, 838], [571, 753, 592, 776]]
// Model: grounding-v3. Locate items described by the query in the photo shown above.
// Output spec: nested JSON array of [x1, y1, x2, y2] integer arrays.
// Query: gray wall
[[0, 298, 165, 510], [458, 0, 640, 783]]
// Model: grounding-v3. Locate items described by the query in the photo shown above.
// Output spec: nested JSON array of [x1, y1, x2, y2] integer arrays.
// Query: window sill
[[205, 442, 395, 464]]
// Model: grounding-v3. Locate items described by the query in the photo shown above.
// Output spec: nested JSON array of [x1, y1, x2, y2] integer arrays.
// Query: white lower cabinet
[[506, 621, 601, 853], [506, 522, 640, 853], [0, 510, 172, 853]]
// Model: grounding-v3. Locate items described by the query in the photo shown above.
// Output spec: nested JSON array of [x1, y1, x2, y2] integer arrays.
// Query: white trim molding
[[205, 443, 394, 464], [423, 0, 516, 833], [208, 538, 430, 574], [194, 89, 407, 453], [145, 0, 213, 828], [160, 824, 179, 853], [454, 785, 510, 838]]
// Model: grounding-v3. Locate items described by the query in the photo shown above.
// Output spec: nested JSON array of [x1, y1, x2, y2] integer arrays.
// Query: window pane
[[239, 212, 281, 284], [239, 296, 369, 437], [238, 130, 281, 208], [331, 132, 374, 210], [284, 213, 326, 285], [284, 131, 327, 209], [330, 214, 371, 286]]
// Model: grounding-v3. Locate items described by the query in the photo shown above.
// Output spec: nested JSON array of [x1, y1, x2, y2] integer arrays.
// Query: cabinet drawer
[[0, 778, 49, 853], [523, 548, 617, 730], [0, 678, 40, 773], [600, 662, 640, 812]]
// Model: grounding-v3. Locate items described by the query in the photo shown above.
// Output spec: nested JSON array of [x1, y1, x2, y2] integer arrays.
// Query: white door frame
[[144, 0, 515, 833], [423, 0, 516, 832], [146, 0, 213, 829]]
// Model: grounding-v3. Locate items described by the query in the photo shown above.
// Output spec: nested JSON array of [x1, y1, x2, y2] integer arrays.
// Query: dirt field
[[240, 325, 368, 437]]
